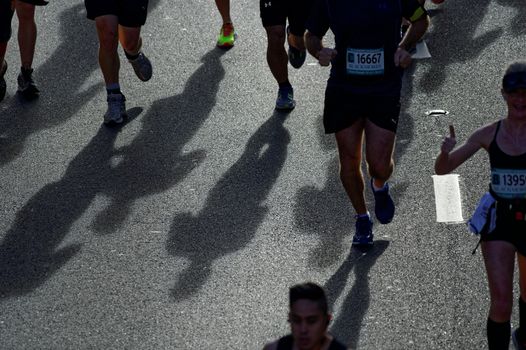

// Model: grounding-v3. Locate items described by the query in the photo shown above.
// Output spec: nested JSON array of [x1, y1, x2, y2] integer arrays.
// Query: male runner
[[1, 0, 48, 101], [263, 282, 347, 350], [260, 0, 314, 111], [215, 0, 235, 48], [305, 0, 429, 246], [84, 0, 152, 125]]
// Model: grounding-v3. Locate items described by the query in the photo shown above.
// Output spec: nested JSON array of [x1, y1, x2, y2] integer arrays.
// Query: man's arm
[[305, 30, 337, 67], [395, 13, 430, 68]]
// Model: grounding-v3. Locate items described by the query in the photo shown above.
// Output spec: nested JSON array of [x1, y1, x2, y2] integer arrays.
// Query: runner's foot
[[371, 179, 395, 224], [217, 23, 236, 49]]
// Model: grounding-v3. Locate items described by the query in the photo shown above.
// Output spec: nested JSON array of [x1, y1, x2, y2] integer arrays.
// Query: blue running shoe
[[371, 179, 395, 224], [352, 215, 373, 246], [275, 87, 296, 111]]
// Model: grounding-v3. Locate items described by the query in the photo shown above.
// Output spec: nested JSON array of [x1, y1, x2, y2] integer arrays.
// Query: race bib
[[491, 168, 526, 199], [346, 48, 384, 76]]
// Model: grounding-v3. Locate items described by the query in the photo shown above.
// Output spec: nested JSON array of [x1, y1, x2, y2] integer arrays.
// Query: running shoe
[[128, 52, 152, 82], [17, 67, 40, 99], [104, 93, 127, 125], [217, 23, 236, 48], [352, 215, 374, 246], [0, 60, 7, 102], [275, 87, 296, 111], [513, 329, 526, 350], [371, 179, 395, 224], [287, 26, 306, 69]]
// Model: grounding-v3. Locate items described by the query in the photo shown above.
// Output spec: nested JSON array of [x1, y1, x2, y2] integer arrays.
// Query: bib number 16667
[[354, 53, 382, 65]]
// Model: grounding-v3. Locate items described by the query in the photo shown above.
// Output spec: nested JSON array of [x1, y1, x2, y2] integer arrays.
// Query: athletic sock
[[487, 318, 510, 350], [372, 178, 388, 191], [356, 212, 370, 219], [20, 66, 32, 78], [124, 50, 140, 60], [278, 81, 292, 90], [106, 83, 121, 96]]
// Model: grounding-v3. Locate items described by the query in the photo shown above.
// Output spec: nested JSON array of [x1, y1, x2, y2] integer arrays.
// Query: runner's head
[[288, 282, 332, 350], [502, 61, 526, 119], [502, 61, 526, 94]]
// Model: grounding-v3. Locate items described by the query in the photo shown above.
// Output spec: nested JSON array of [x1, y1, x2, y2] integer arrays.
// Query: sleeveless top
[[276, 334, 347, 350], [489, 121, 526, 200]]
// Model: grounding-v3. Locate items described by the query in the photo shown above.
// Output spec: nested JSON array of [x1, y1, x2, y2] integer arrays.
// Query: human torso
[[325, 0, 405, 94], [489, 120, 526, 199]]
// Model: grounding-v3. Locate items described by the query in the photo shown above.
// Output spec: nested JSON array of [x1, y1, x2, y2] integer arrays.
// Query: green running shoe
[[217, 23, 236, 49]]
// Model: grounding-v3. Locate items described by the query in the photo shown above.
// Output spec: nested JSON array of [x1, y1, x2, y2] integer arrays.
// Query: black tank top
[[276, 334, 347, 350], [489, 120, 526, 199]]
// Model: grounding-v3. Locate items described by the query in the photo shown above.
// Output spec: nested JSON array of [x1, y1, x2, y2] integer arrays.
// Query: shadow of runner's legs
[[327, 240, 389, 348], [168, 112, 291, 301], [0, 123, 129, 298]]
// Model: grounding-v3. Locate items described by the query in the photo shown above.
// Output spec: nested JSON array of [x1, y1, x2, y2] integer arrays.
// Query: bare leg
[[15, 0, 36, 69], [264, 25, 288, 84], [482, 241, 515, 322], [215, 0, 232, 24], [95, 15, 120, 86], [335, 119, 367, 215], [118, 25, 142, 56], [364, 120, 396, 189]]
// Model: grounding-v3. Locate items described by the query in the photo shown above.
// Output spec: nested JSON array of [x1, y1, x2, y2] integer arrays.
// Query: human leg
[[15, 0, 35, 69], [336, 121, 367, 215], [95, 15, 120, 86], [15, 0, 39, 98], [481, 241, 515, 349], [119, 25, 152, 81], [335, 120, 375, 245], [264, 25, 295, 110], [94, 15, 127, 125], [215, 0, 232, 24], [513, 254, 526, 349], [286, 0, 314, 68], [215, 0, 235, 48], [116, 0, 152, 81], [0, 0, 14, 102]]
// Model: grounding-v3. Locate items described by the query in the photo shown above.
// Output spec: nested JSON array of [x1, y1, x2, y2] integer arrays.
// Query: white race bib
[[491, 168, 526, 199], [346, 47, 385, 76]]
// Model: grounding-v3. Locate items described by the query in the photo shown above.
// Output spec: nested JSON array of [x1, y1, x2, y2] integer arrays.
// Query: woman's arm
[[435, 125, 487, 175]]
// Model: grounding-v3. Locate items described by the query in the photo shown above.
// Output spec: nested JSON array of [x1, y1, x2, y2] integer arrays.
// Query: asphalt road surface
[[1, 0, 526, 349]]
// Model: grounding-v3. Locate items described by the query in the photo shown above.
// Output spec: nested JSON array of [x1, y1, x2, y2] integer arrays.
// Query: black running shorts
[[0, 0, 14, 43], [481, 203, 526, 256], [260, 0, 314, 36], [84, 0, 149, 27], [323, 86, 401, 134]]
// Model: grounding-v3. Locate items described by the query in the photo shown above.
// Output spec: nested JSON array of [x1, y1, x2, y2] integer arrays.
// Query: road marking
[[432, 174, 464, 223]]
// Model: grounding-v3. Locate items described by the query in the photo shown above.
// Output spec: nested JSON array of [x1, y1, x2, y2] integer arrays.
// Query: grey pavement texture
[[1, 0, 526, 349]]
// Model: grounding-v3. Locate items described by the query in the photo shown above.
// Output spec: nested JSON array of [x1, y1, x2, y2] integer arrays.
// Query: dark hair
[[289, 282, 329, 315], [502, 61, 526, 92]]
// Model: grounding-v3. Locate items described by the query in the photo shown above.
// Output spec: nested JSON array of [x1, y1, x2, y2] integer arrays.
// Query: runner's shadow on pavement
[[325, 240, 389, 348], [90, 48, 226, 234], [495, 0, 526, 36], [0, 0, 162, 166], [418, 0, 502, 93], [0, 47, 226, 298], [0, 108, 141, 298], [0, 3, 100, 165], [167, 112, 290, 301]]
